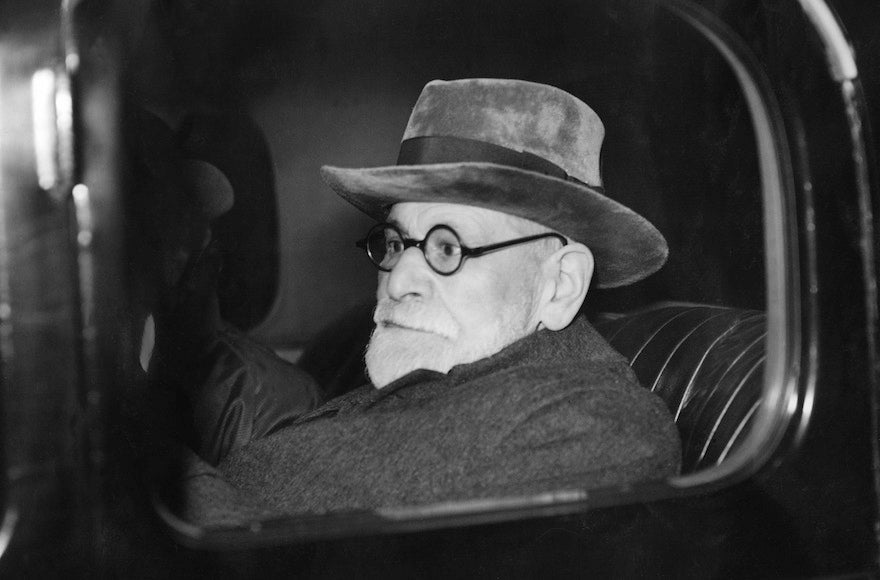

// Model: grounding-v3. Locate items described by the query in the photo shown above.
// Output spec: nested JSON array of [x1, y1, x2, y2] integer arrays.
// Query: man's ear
[[536, 242, 594, 331]]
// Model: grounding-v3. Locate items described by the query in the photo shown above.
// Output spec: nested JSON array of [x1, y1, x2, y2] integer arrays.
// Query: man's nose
[[383, 247, 433, 301]]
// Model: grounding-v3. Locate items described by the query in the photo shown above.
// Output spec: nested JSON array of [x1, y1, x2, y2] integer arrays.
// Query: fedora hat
[[321, 78, 667, 288]]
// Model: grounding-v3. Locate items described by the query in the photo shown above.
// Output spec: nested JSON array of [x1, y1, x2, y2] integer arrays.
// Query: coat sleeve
[[463, 379, 682, 498], [168, 444, 280, 527]]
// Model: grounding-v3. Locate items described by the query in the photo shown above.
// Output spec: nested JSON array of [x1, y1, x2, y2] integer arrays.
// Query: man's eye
[[438, 242, 460, 257], [386, 239, 404, 253]]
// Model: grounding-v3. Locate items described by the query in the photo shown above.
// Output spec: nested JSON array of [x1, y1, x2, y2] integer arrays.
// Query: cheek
[[443, 270, 528, 336], [375, 272, 389, 299]]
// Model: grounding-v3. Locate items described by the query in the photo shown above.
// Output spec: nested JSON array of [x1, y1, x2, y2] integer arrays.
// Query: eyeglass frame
[[356, 222, 568, 276]]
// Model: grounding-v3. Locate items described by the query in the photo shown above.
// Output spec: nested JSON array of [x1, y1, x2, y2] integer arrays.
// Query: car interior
[[109, 0, 785, 539]]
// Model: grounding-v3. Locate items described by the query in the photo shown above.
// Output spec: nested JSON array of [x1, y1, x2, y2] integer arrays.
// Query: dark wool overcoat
[[178, 316, 681, 524]]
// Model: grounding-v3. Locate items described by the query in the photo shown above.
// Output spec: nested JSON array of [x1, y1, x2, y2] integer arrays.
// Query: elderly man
[[176, 78, 679, 521]]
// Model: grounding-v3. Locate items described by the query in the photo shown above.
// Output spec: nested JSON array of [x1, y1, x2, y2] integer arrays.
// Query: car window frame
[[153, 0, 835, 547]]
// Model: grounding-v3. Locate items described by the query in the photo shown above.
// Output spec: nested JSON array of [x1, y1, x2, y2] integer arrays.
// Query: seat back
[[595, 304, 766, 474]]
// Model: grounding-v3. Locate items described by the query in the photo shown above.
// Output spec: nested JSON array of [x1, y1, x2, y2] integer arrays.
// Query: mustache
[[373, 299, 458, 340]]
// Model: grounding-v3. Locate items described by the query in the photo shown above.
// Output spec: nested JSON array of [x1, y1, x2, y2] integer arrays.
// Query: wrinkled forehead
[[387, 201, 549, 238]]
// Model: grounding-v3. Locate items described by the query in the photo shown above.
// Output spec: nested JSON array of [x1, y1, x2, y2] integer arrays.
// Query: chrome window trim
[[660, 0, 807, 488]]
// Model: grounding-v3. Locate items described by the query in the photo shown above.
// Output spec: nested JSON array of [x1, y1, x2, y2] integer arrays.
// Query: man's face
[[365, 202, 549, 388]]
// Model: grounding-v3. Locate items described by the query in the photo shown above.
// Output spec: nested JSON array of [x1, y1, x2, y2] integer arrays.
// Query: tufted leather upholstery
[[595, 304, 766, 474]]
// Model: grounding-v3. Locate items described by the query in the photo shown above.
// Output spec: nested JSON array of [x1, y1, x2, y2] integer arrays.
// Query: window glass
[[114, 0, 786, 540]]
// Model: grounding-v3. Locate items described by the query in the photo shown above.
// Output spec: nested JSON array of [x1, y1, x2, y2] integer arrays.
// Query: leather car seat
[[595, 304, 766, 474]]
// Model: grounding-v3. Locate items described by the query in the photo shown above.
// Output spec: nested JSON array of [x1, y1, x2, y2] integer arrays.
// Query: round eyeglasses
[[356, 222, 568, 276]]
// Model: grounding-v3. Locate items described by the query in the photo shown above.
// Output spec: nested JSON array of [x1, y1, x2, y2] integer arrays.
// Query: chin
[[365, 326, 457, 388]]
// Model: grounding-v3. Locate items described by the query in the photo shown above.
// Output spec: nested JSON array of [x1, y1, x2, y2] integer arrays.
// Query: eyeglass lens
[[366, 225, 463, 274], [365, 226, 403, 270]]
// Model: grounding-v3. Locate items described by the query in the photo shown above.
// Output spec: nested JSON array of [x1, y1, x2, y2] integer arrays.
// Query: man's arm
[[463, 381, 682, 498], [172, 326, 323, 465]]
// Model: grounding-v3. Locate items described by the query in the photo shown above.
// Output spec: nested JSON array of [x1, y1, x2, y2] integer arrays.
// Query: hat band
[[397, 136, 599, 190]]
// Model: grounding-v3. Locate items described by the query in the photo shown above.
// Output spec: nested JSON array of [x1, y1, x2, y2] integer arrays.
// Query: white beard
[[365, 296, 536, 388]]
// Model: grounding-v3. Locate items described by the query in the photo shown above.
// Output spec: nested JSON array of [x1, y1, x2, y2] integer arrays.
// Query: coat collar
[[296, 314, 619, 422], [368, 314, 617, 401]]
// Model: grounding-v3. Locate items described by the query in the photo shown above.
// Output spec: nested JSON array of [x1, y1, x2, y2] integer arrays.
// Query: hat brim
[[321, 162, 667, 288]]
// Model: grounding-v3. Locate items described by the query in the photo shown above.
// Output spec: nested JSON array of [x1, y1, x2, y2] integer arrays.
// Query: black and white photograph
[[0, 0, 877, 577]]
